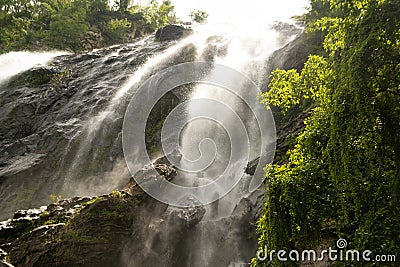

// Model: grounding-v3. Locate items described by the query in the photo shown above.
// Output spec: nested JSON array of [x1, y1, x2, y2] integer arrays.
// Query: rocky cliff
[[0, 27, 195, 220]]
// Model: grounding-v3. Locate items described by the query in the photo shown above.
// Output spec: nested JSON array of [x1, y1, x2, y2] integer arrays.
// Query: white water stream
[[0, 51, 69, 86]]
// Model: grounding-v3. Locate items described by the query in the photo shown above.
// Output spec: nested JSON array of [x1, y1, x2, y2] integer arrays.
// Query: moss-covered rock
[[7, 66, 57, 88], [0, 164, 184, 267]]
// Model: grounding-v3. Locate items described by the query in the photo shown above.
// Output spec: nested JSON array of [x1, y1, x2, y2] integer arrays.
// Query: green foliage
[[158, 0, 176, 25], [260, 55, 332, 113], [0, 0, 177, 53], [49, 194, 63, 203], [103, 18, 132, 43], [110, 190, 126, 199], [308, 17, 346, 55], [64, 229, 106, 244], [48, 6, 89, 51], [37, 210, 68, 226], [128, 0, 175, 34], [50, 68, 73, 89], [254, 0, 400, 266], [82, 197, 104, 207], [189, 9, 208, 23]]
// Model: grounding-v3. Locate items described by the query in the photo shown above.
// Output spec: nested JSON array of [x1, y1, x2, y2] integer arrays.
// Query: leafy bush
[[189, 9, 208, 23], [103, 18, 132, 43]]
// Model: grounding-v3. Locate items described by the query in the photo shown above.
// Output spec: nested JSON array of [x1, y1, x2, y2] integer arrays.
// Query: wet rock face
[[0, 36, 192, 220], [0, 248, 13, 267], [0, 183, 142, 266], [164, 195, 206, 228], [155, 25, 193, 41], [0, 196, 97, 265], [122, 163, 177, 197], [271, 21, 303, 40], [120, 195, 207, 267], [0, 197, 89, 245]]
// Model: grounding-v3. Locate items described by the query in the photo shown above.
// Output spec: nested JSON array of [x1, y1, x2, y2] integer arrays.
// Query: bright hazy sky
[[167, 0, 310, 23]]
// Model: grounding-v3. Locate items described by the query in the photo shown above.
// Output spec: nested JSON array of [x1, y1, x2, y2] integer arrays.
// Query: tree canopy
[[0, 0, 177, 53]]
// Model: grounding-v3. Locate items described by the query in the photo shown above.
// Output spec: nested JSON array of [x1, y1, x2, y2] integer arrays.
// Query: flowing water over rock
[[0, 20, 303, 266]]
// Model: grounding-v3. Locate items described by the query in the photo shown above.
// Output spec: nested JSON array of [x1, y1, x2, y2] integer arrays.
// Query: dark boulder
[[262, 30, 324, 90], [271, 21, 303, 39], [245, 157, 260, 175], [124, 163, 177, 195], [155, 25, 193, 41], [163, 195, 206, 229]]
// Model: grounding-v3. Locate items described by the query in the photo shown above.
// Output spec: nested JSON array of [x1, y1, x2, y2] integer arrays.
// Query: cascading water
[[59, 37, 195, 196], [0, 2, 307, 266], [117, 15, 303, 267], [0, 38, 190, 217], [0, 51, 69, 85], [152, 22, 296, 267]]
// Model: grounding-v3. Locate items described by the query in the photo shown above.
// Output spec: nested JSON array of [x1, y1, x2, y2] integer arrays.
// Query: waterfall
[[117, 16, 303, 267], [0, 51, 69, 86], [151, 21, 292, 266], [178, 22, 284, 215], [0, 2, 306, 265], [52, 18, 302, 201]]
